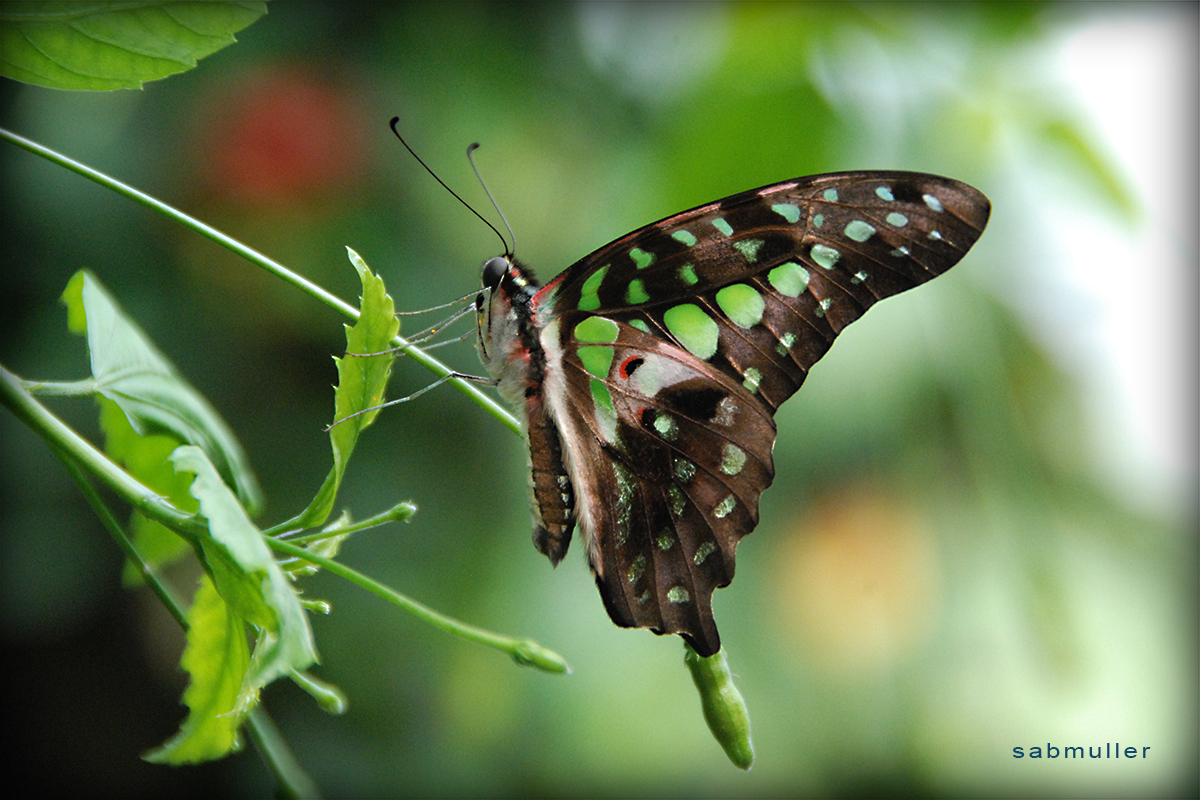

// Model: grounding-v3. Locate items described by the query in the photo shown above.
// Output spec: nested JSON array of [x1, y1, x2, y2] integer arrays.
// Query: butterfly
[[475, 171, 990, 657]]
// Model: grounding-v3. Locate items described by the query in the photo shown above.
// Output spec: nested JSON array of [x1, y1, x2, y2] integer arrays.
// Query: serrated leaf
[[98, 396, 195, 583], [170, 445, 317, 713], [61, 270, 263, 514], [295, 249, 399, 527], [0, 1, 267, 91], [144, 575, 248, 765]]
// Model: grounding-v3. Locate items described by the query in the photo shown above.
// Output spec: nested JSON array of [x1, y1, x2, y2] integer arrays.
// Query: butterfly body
[[477, 171, 990, 656]]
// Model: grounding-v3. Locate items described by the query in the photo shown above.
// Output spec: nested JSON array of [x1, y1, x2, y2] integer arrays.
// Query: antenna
[[389, 117, 510, 256], [467, 143, 516, 258]]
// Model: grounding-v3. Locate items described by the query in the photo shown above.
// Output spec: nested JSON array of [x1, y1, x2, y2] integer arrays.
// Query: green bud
[[684, 643, 754, 770], [290, 670, 348, 715], [512, 639, 572, 674]]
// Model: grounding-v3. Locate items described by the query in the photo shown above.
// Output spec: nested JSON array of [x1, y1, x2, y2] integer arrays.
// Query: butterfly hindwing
[[541, 314, 775, 656]]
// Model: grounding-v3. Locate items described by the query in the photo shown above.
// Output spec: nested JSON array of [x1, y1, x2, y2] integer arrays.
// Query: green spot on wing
[[579, 345, 614, 379], [844, 220, 876, 242], [693, 542, 716, 565], [668, 485, 686, 516], [720, 443, 746, 476], [680, 264, 699, 286], [875, 186, 895, 201], [732, 238, 764, 263], [575, 315, 620, 343], [742, 367, 762, 394], [770, 203, 801, 223], [672, 230, 698, 247], [711, 217, 733, 237], [668, 586, 690, 604], [590, 378, 614, 414], [630, 247, 655, 269], [768, 262, 810, 297], [673, 457, 697, 483], [923, 194, 944, 212], [822, 188, 838, 202], [811, 244, 841, 269], [886, 212, 909, 227], [776, 331, 797, 355], [713, 495, 736, 518], [578, 265, 609, 312], [626, 279, 650, 305], [630, 319, 649, 333], [627, 555, 646, 583], [663, 304, 719, 360], [715, 285, 765, 329]]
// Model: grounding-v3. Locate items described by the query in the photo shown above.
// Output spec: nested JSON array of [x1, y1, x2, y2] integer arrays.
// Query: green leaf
[[170, 445, 318, 713], [144, 575, 249, 765], [97, 396, 196, 583], [684, 644, 754, 770], [60, 270, 263, 514], [0, 0, 267, 91], [294, 248, 399, 528]]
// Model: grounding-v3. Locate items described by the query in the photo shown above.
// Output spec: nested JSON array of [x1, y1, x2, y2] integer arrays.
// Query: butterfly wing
[[539, 172, 991, 411], [540, 315, 774, 656], [523, 172, 989, 653]]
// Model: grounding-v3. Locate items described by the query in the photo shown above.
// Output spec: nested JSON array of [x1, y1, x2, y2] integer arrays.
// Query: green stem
[[266, 537, 571, 675], [0, 365, 206, 541], [246, 707, 322, 800], [53, 444, 189, 627], [0, 127, 519, 435], [262, 501, 417, 541], [21, 378, 99, 396]]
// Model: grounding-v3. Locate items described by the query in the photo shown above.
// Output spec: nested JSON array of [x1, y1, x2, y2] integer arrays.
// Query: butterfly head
[[476, 255, 543, 401]]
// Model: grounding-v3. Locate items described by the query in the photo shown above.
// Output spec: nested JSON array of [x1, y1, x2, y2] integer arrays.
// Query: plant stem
[[266, 537, 571, 675], [0, 127, 519, 435], [54, 445, 189, 627], [0, 365, 206, 541], [266, 501, 418, 542], [246, 707, 322, 800]]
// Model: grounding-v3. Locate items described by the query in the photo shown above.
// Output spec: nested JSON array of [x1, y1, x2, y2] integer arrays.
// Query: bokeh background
[[1, 2, 1195, 797]]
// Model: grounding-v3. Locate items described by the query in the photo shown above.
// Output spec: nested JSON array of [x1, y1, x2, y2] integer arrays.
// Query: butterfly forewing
[[541, 172, 990, 411], [481, 171, 990, 655]]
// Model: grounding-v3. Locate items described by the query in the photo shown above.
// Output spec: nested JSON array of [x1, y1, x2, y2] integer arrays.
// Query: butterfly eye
[[481, 256, 509, 290]]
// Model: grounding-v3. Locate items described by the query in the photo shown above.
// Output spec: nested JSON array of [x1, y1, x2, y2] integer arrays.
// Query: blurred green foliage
[[1, 2, 1193, 797]]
